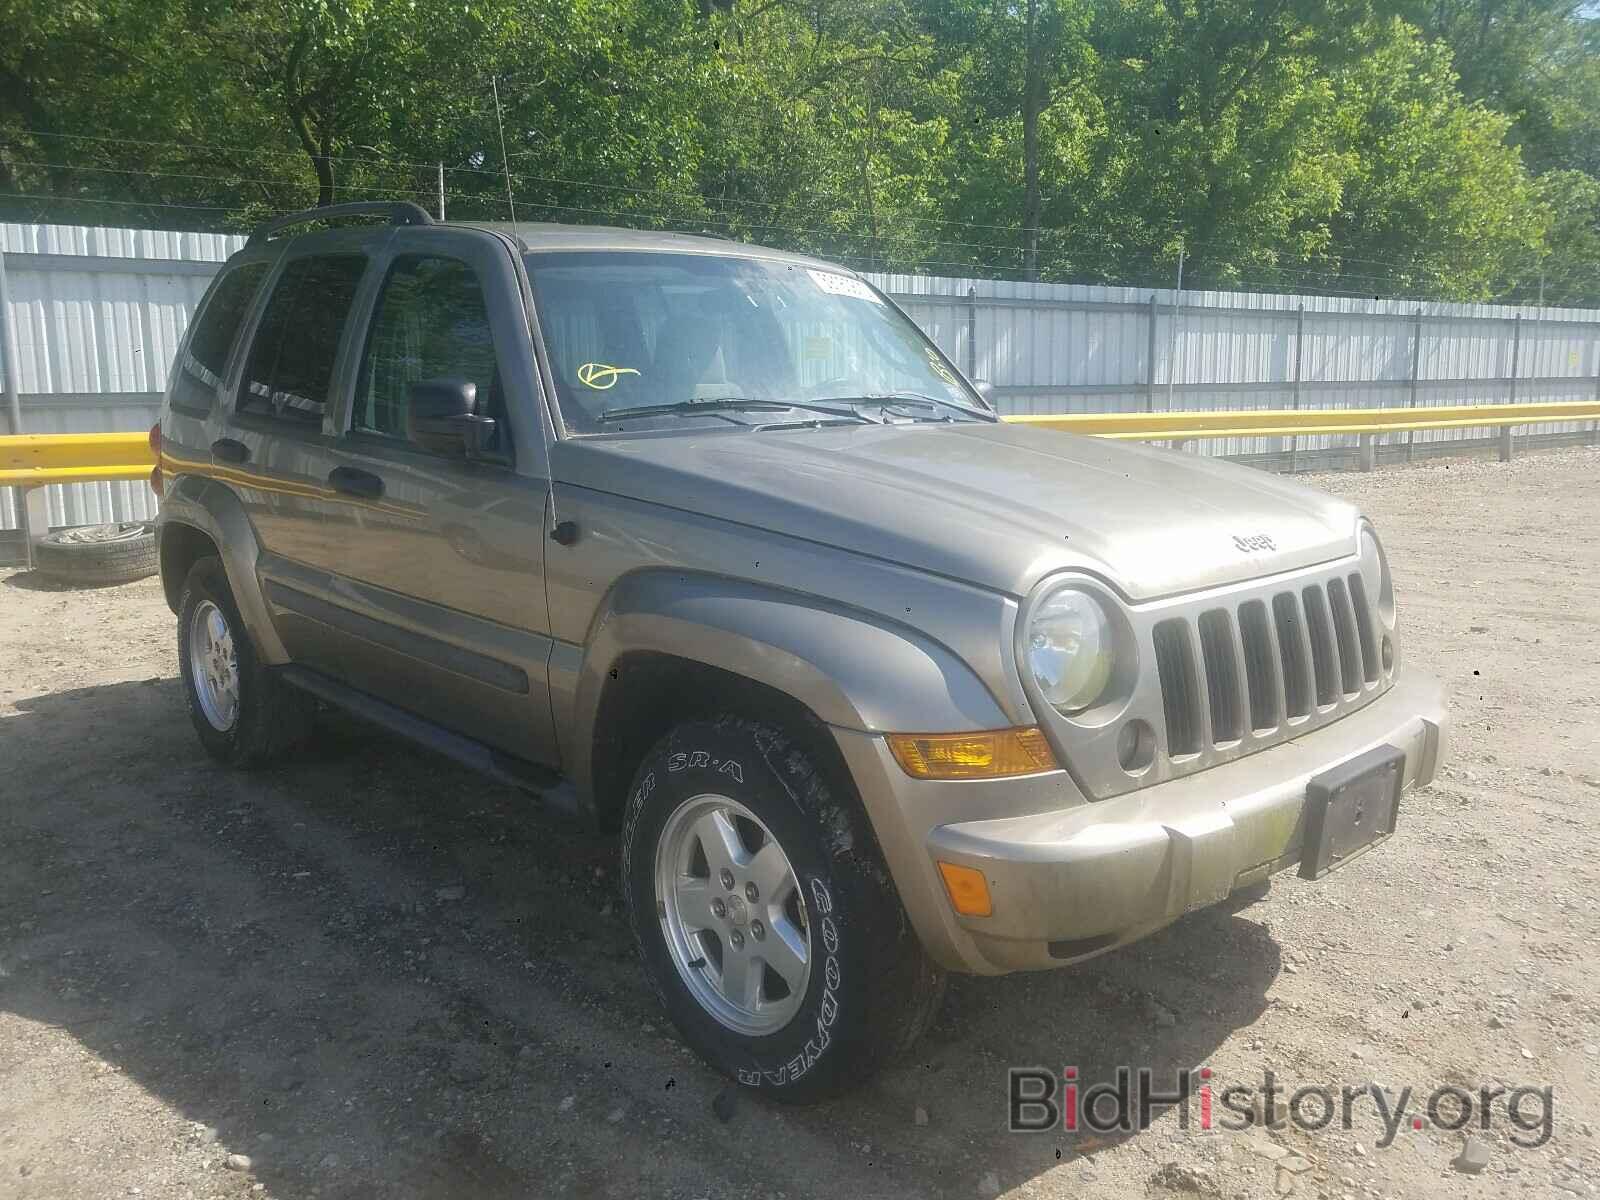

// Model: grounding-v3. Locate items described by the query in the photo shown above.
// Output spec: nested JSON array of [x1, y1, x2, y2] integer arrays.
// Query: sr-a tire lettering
[[667, 749, 744, 783]]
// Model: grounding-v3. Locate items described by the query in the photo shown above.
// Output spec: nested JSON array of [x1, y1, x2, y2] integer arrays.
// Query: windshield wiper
[[823, 392, 996, 422], [599, 396, 879, 424]]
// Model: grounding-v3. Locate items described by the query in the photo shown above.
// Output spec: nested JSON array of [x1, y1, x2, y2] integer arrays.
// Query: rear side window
[[172, 262, 268, 411], [352, 254, 503, 443], [237, 255, 366, 426]]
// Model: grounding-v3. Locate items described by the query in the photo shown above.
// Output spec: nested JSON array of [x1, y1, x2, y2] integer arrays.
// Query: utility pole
[[1538, 268, 1545, 306], [437, 162, 446, 222], [1289, 302, 1304, 472], [1166, 243, 1185, 412], [0, 247, 20, 437], [1501, 312, 1522, 462], [1020, 0, 1043, 281]]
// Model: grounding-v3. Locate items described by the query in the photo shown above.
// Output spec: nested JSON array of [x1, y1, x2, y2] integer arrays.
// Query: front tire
[[176, 557, 311, 767], [621, 716, 945, 1102]]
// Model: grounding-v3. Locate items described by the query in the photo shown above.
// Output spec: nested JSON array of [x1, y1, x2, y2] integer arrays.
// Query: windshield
[[525, 250, 989, 432]]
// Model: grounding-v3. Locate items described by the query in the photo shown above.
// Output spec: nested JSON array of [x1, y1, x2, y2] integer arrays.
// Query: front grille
[[1326, 577, 1365, 694], [1197, 609, 1243, 743], [1303, 585, 1339, 706], [1238, 600, 1278, 731], [1153, 572, 1383, 756], [1272, 592, 1312, 718], [1153, 619, 1202, 756], [1345, 573, 1380, 683]]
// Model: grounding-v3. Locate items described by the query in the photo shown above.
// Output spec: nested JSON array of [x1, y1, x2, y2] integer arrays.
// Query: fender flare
[[156, 474, 289, 664], [565, 569, 1014, 810]]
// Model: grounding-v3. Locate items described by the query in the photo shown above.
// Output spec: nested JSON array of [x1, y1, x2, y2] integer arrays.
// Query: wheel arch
[[567, 570, 1013, 829], [156, 475, 288, 664], [587, 652, 855, 833], [158, 521, 219, 612]]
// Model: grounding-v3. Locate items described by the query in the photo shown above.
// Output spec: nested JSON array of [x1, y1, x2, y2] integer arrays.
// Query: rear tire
[[621, 715, 945, 1103], [176, 557, 311, 768]]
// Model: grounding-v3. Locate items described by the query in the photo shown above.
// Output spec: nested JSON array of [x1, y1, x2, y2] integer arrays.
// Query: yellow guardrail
[[2, 400, 1599, 488], [1005, 400, 1600, 439], [0, 431, 154, 485]]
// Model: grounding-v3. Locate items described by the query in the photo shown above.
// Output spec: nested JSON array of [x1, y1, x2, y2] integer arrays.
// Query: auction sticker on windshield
[[808, 269, 882, 303]]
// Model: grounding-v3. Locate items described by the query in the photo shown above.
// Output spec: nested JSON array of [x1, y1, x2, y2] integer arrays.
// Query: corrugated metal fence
[[866, 274, 1600, 467], [0, 223, 245, 531], [4, 222, 1599, 531]]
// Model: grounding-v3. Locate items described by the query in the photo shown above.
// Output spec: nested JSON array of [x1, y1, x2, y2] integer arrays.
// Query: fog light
[[1117, 718, 1155, 773], [1381, 635, 1394, 671], [937, 861, 992, 917]]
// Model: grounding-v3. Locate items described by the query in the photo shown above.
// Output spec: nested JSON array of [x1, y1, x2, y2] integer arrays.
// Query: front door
[[263, 228, 560, 767]]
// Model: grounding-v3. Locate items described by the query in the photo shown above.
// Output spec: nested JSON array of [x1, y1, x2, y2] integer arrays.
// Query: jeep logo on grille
[[1232, 533, 1277, 553]]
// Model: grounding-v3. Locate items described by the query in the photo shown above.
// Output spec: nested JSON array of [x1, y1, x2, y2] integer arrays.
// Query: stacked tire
[[32, 522, 158, 586]]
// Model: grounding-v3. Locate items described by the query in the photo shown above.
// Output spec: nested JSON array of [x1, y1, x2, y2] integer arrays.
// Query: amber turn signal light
[[937, 861, 993, 917], [885, 727, 1057, 780]]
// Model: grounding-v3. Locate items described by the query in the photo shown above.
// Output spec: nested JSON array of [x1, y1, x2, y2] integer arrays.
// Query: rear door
[[260, 227, 560, 766], [218, 237, 376, 652]]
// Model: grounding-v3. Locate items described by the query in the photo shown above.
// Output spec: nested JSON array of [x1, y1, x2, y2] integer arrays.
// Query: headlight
[[1358, 525, 1395, 628], [1027, 585, 1115, 714]]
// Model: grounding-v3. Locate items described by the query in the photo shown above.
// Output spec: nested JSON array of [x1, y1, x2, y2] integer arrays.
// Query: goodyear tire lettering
[[736, 876, 841, 1090]]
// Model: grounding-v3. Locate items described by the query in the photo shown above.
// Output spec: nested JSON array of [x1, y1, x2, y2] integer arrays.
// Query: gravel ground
[[2, 444, 1598, 1200]]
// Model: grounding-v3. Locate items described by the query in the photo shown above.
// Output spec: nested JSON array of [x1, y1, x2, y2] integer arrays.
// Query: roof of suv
[[243, 205, 857, 275], [459, 220, 853, 273]]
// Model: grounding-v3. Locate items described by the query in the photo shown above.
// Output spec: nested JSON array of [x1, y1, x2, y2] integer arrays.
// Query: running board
[[277, 665, 579, 817]]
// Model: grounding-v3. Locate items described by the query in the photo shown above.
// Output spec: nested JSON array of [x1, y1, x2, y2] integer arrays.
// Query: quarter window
[[237, 254, 366, 426], [353, 254, 504, 450], [173, 261, 268, 410]]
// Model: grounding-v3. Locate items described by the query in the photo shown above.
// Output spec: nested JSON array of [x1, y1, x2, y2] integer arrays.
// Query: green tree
[[1, 0, 1597, 304]]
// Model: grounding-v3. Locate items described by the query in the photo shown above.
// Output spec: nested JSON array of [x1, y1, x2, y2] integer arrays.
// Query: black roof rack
[[247, 201, 434, 246]]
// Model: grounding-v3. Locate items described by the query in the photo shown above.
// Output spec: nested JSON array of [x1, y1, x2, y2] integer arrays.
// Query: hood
[[552, 422, 1360, 601]]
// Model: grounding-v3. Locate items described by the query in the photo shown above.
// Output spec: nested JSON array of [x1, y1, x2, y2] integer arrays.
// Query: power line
[[11, 126, 1508, 270], [0, 192, 272, 214], [2, 189, 1547, 300], [0, 157, 1566, 301], [3, 157, 1053, 258]]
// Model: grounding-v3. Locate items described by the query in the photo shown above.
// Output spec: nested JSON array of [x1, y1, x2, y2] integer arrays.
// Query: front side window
[[173, 261, 269, 410], [352, 254, 503, 450], [525, 251, 988, 432], [237, 254, 366, 426]]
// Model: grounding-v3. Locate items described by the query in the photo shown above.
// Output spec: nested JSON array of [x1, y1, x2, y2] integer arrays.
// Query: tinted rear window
[[238, 255, 366, 426], [190, 263, 268, 378], [172, 262, 269, 411]]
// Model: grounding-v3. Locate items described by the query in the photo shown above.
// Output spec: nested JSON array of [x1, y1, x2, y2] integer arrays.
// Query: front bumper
[[833, 671, 1448, 975]]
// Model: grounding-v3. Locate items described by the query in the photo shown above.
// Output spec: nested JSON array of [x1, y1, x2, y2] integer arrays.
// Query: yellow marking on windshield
[[926, 348, 959, 387], [577, 362, 641, 390]]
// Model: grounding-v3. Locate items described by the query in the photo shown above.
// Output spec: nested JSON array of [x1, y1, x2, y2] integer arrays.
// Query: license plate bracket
[[1299, 743, 1404, 881]]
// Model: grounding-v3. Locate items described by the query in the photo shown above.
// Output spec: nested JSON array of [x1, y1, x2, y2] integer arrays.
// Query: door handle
[[328, 466, 385, 499], [210, 437, 249, 464]]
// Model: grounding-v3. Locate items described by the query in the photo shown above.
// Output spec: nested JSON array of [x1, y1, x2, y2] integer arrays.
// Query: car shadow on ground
[[1, 568, 94, 592], [1, 677, 1280, 1199]]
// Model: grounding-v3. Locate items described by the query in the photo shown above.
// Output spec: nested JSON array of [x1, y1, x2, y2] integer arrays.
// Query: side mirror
[[407, 378, 497, 457], [973, 379, 997, 410]]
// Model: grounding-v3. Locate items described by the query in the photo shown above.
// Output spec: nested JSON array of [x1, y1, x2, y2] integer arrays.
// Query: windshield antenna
[[491, 76, 517, 225]]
